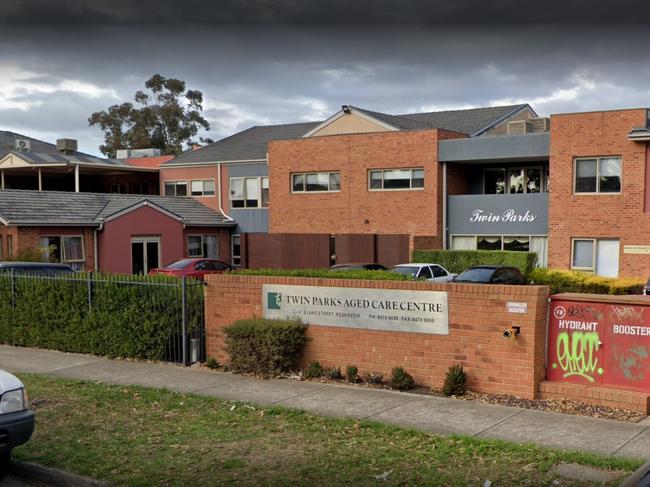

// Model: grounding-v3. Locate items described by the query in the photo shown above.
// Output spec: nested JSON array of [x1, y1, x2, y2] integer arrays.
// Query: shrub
[[224, 318, 308, 375], [346, 365, 359, 383], [529, 268, 645, 295], [304, 361, 324, 379], [389, 366, 415, 391], [205, 358, 220, 370], [411, 249, 538, 276], [442, 364, 467, 396], [366, 372, 384, 385], [325, 366, 343, 380], [234, 268, 408, 281]]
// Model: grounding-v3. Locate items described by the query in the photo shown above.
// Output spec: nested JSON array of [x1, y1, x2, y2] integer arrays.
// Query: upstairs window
[[484, 167, 546, 194], [369, 168, 424, 190], [230, 177, 268, 208], [164, 181, 188, 197], [190, 179, 215, 197], [292, 172, 340, 192], [574, 157, 621, 193]]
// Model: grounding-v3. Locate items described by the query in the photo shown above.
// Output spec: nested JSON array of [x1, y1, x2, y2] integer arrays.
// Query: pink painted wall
[[98, 205, 184, 274]]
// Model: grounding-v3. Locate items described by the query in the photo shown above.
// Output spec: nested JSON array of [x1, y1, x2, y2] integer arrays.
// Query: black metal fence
[[0, 272, 205, 365]]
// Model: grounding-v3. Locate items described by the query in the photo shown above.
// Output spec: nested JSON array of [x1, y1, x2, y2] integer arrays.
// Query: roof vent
[[341, 105, 351, 114], [14, 139, 31, 153], [56, 138, 78, 154], [507, 117, 550, 135]]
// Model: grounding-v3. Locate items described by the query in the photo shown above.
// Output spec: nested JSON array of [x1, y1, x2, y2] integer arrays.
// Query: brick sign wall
[[205, 275, 549, 398]]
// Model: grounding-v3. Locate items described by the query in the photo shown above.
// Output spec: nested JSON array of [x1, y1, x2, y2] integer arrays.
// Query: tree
[[89, 74, 210, 158]]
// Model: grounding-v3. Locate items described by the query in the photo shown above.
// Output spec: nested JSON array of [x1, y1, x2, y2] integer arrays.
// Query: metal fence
[[0, 272, 205, 365]]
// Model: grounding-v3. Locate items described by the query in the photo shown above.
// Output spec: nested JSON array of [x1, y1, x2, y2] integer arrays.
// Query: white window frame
[[186, 234, 218, 258], [164, 180, 188, 197], [368, 167, 424, 191], [573, 157, 622, 195], [291, 172, 341, 193], [231, 234, 241, 266], [230, 176, 268, 208], [570, 238, 597, 272], [40, 235, 86, 269], [189, 179, 215, 197], [130, 236, 161, 274]]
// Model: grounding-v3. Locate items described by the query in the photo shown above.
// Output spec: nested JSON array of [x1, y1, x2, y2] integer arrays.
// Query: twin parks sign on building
[[262, 284, 449, 334]]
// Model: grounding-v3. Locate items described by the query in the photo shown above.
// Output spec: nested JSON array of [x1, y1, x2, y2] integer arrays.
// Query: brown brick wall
[[17, 226, 95, 270], [539, 381, 650, 414], [547, 109, 648, 277], [205, 274, 549, 399]]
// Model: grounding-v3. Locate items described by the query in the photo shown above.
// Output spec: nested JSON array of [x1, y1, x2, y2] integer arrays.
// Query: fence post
[[181, 276, 189, 366], [10, 268, 15, 314], [87, 271, 93, 315]]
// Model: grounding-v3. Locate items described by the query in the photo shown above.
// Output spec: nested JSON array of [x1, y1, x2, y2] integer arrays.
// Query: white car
[[0, 370, 34, 468], [390, 263, 457, 282]]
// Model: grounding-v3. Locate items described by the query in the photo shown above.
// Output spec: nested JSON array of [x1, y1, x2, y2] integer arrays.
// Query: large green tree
[[89, 74, 211, 158]]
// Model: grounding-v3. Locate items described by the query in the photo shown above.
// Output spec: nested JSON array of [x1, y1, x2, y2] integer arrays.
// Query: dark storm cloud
[[2, 0, 650, 26]]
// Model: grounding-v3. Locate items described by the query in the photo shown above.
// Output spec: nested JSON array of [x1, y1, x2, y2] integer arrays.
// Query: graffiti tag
[[555, 331, 603, 383], [610, 306, 644, 323], [565, 304, 603, 321]]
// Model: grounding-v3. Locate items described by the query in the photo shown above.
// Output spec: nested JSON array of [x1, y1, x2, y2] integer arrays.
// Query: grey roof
[[0, 130, 129, 166], [0, 189, 235, 227], [164, 104, 532, 166]]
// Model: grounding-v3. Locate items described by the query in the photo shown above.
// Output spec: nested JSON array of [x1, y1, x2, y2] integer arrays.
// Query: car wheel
[[0, 451, 11, 477]]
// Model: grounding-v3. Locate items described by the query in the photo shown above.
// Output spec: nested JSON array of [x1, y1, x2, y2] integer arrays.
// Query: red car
[[149, 258, 232, 280]]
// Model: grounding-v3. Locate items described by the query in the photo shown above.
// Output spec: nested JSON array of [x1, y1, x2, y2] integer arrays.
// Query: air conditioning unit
[[56, 138, 78, 153], [14, 139, 30, 152]]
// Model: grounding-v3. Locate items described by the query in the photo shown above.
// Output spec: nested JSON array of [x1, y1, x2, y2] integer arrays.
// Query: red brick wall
[[548, 109, 649, 277], [17, 226, 95, 270], [268, 129, 464, 241], [205, 274, 549, 399]]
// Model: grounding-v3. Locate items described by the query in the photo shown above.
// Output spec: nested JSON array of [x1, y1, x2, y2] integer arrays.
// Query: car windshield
[[391, 266, 420, 277], [455, 268, 495, 282], [167, 259, 195, 269]]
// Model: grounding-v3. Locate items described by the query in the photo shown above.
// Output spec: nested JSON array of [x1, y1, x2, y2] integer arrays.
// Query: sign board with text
[[623, 245, 650, 254], [263, 284, 449, 335]]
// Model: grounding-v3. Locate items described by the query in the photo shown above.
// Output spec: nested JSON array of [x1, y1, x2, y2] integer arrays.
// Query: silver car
[[0, 370, 34, 468], [390, 263, 456, 282]]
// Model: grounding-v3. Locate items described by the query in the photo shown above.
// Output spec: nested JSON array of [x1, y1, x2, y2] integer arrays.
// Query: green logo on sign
[[267, 292, 282, 310]]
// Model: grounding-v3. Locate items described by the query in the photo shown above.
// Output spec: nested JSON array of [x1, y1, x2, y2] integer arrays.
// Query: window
[[368, 168, 424, 190], [6, 235, 12, 259], [231, 235, 241, 266], [187, 235, 218, 258], [484, 166, 547, 194], [571, 238, 620, 277], [418, 266, 433, 279], [190, 179, 215, 197], [164, 181, 188, 197], [574, 157, 621, 193], [39, 236, 85, 270], [292, 172, 340, 192], [230, 177, 267, 208]]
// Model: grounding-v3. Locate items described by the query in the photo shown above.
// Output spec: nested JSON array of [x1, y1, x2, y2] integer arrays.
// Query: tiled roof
[[0, 189, 235, 227], [163, 104, 531, 166], [126, 155, 175, 168]]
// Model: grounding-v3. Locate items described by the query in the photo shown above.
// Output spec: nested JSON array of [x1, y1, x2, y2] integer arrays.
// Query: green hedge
[[529, 268, 645, 295], [224, 318, 308, 375], [234, 268, 408, 281], [0, 273, 203, 360], [411, 249, 538, 275]]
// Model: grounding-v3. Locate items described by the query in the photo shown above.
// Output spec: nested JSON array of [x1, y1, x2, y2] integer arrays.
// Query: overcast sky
[[2, 1, 650, 155]]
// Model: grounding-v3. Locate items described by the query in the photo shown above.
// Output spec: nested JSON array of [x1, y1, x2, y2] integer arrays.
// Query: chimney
[[56, 138, 78, 155]]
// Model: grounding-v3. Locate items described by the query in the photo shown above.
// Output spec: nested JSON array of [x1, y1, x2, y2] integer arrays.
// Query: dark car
[[329, 263, 388, 271], [0, 262, 74, 276], [453, 265, 527, 285], [149, 258, 232, 280]]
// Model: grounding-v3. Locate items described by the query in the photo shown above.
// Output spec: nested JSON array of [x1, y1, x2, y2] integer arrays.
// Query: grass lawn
[[13, 374, 641, 486]]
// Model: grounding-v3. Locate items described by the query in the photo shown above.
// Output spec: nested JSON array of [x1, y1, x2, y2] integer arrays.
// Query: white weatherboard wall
[[262, 284, 449, 334]]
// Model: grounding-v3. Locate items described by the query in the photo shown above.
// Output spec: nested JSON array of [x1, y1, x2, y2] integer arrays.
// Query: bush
[[304, 361, 324, 379], [389, 366, 415, 391], [346, 365, 359, 383], [234, 268, 408, 281], [442, 364, 467, 396], [366, 372, 384, 385], [411, 249, 538, 276], [205, 358, 220, 370], [224, 318, 308, 375], [530, 268, 645, 295], [325, 366, 343, 380]]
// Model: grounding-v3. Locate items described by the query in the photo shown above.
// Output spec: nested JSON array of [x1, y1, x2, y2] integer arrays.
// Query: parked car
[[390, 263, 456, 282], [329, 263, 388, 271], [0, 262, 74, 276], [149, 258, 232, 280], [453, 265, 527, 285], [0, 369, 34, 468]]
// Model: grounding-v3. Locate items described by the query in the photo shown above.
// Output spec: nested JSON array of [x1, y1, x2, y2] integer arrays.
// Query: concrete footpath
[[2, 345, 650, 460]]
